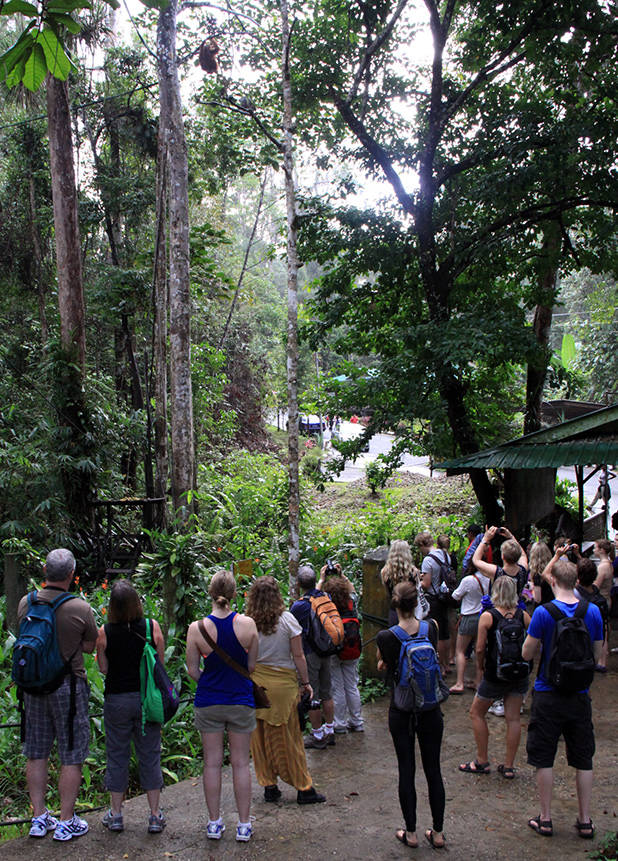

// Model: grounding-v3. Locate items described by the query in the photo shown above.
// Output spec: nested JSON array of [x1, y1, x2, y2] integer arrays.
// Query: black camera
[[325, 559, 338, 576]]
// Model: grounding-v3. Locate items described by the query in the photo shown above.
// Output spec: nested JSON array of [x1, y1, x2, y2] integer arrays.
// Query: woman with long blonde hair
[[381, 539, 428, 624]]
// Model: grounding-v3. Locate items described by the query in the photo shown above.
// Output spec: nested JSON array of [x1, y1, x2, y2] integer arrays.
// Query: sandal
[[425, 829, 446, 849], [575, 819, 594, 839], [497, 764, 515, 779], [449, 686, 464, 695], [528, 815, 553, 837], [459, 760, 490, 774], [396, 829, 418, 848]]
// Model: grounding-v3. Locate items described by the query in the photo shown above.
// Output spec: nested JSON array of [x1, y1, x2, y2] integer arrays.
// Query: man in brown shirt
[[17, 548, 97, 841]]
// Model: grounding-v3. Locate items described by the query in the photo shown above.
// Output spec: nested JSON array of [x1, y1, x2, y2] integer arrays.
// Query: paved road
[[326, 421, 618, 522]]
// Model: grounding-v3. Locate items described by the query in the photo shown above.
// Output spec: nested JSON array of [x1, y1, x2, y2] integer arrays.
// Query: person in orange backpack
[[290, 564, 343, 749]]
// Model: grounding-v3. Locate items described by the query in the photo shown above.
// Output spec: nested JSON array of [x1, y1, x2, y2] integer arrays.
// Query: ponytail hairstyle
[[209, 569, 236, 608], [391, 580, 419, 617]]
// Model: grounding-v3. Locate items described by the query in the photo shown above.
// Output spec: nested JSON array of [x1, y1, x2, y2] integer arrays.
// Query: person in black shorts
[[522, 555, 603, 840]]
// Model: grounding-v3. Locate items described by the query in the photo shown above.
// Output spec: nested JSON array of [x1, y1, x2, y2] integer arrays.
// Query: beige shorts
[[194, 704, 256, 734]]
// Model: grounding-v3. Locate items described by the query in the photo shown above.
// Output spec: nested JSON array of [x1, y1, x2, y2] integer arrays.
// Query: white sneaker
[[206, 819, 225, 840], [236, 822, 253, 842], [29, 810, 58, 838], [488, 699, 505, 717], [53, 814, 89, 841]]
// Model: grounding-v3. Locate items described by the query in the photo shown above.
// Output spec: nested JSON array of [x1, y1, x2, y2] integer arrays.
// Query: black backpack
[[544, 601, 595, 693], [577, 585, 609, 628], [493, 564, 528, 598], [489, 608, 530, 681], [428, 551, 457, 600]]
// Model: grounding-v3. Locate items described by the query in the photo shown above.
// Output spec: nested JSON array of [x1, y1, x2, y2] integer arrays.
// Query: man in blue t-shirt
[[522, 552, 603, 840]]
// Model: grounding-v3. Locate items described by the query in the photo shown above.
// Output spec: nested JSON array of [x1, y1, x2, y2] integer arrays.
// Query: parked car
[[299, 414, 325, 435]]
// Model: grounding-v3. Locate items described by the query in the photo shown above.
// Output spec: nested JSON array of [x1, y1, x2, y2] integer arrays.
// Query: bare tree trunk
[[524, 222, 561, 435], [153, 144, 169, 526], [157, 0, 194, 522], [280, 0, 300, 594], [46, 75, 86, 374]]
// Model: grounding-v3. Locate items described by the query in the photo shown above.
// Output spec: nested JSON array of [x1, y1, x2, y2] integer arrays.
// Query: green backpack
[[139, 619, 180, 732]]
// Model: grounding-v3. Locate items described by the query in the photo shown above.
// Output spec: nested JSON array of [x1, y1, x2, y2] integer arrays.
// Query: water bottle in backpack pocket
[[391, 623, 450, 712]]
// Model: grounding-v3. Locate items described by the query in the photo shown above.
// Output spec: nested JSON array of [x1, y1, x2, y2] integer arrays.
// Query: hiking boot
[[488, 699, 505, 717], [148, 811, 166, 833], [206, 819, 225, 840], [333, 727, 348, 734], [29, 810, 58, 838], [102, 809, 124, 832], [348, 723, 365, 732], [264, 784, 282, 802], [236, 822, 253, 842], [53, 814, 89, 841], [297, 787, 326, 805], [304, 733, 328, 750], [326, 732, 336, 746]]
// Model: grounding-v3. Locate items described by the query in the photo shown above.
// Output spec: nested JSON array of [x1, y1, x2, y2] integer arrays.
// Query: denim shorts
[[23, 676, 90, 765], [476, 676, 528, 702]]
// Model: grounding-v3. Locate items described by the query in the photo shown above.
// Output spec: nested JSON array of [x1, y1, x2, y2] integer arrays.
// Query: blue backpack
[[12, 590, 77, 694], [391, 622, 449, 712]]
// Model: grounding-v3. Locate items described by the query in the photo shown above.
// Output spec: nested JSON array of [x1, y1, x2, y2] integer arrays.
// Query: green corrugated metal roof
[[437, 403, 618, 472]]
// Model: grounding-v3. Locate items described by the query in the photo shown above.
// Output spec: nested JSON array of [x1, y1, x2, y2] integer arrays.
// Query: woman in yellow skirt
[[246, 576, 326, 804]]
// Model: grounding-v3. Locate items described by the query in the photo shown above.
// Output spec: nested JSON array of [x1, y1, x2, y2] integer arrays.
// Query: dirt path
[[3, 658, 617, 861]]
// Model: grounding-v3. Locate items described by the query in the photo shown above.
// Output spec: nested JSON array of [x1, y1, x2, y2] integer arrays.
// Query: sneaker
[[333, 727, 348, 734], [148, 811, 166, 833], [236, 822, 253, 842], [29, 810, 58, 838], [53, 814, 89, 841], [488, 699, 505, 717], [304, 733, 328, 749], [297, 787, 326, 805], [326, 733, 336, 746], [348, 723, 365, 732], [102, 809, 124, 832], [206, 819, 225, 840]]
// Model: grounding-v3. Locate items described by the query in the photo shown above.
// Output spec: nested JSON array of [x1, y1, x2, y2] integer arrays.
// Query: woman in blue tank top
[[186, 570, 258, 843]]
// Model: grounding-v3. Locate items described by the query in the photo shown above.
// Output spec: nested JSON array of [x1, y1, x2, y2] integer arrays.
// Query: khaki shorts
[[194, 704, 256, 734]]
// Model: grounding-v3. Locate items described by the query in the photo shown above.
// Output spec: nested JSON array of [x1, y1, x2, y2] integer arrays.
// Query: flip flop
[[528, 815, 553, 837], [425, 829, 446, 849], [396, 828, 418, 848], [459, 760, 490, 774]]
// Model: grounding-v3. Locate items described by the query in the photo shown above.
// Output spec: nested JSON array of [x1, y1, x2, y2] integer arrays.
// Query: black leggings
[[388, 705, 445, 833]]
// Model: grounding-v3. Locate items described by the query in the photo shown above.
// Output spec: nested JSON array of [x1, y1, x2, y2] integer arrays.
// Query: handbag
[[197, 619, 271, 709]]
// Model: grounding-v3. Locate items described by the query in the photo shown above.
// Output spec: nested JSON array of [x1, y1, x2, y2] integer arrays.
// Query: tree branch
[[346, 0, 410, 105], [219, 170, 268, 348], [196, 96, 283, 150], [333, 95, 416, 217]]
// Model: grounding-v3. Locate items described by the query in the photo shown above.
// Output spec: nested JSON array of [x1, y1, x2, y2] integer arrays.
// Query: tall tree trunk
[[524, 222, 561, 435], [157, 0, 194, 523], [153, 145, 169, 526], [46, 74, 91, 525], [46, 75, 86, 374], [280, 0, 300, 594]]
